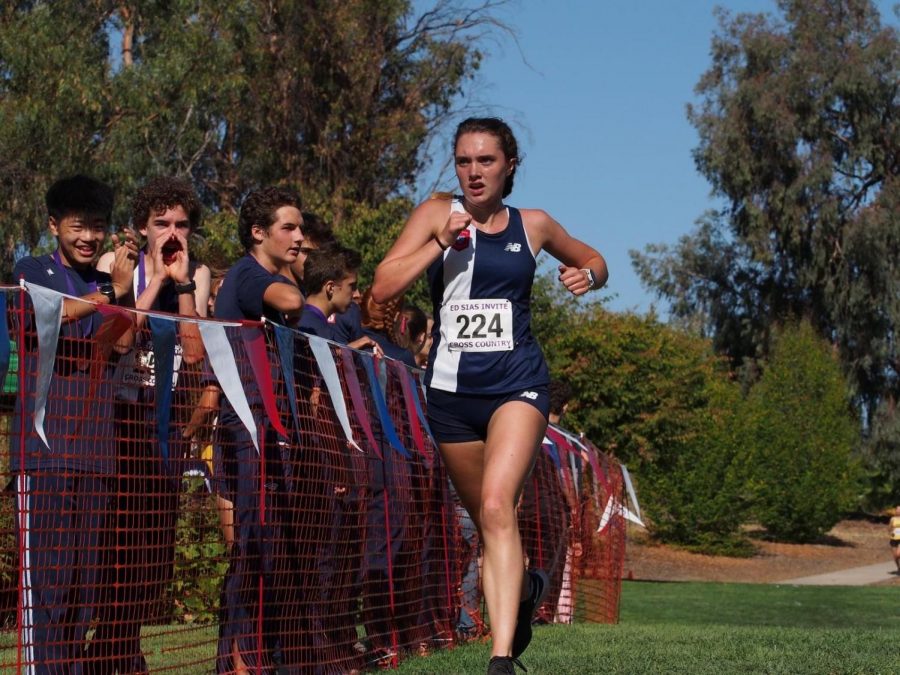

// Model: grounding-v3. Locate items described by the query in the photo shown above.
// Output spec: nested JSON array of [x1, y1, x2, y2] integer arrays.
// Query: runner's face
[[454, 132, 514, 207], [257, 206, 304, 267], [141, 205, 191, 263], [49, 212, 109, 269]]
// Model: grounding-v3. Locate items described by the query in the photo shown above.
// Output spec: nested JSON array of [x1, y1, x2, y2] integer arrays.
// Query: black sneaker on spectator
[[511, 568, 549, 658]]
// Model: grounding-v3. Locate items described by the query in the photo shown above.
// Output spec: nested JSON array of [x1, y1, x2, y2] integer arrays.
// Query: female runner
[[372, 117, 607, 674]]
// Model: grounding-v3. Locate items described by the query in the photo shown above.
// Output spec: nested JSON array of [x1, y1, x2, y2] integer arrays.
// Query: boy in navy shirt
[[214, 187, 304, 674], [298, 244, 376, 352], [10, 175, 137, 673]]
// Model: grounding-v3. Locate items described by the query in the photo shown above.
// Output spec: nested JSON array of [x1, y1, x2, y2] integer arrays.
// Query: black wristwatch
[[581, 268, 597, 290], [98, 282, 117, 305], [174, 279, 196, 295]]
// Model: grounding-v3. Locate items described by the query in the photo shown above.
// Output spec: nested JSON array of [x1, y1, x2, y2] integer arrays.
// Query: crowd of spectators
[[3, 173, 610, 673]]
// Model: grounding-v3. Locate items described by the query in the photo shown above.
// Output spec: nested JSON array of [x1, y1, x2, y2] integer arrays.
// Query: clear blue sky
[[420, 0, 898, 315]]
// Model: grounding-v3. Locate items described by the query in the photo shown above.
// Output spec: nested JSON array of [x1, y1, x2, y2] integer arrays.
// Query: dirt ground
[[624, 518, 900, 586]]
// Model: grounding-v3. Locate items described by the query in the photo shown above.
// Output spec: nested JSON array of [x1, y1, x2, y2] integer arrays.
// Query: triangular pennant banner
[[620, 463, 643, 523], [408, 370, 437, 442], [375, 355, 388, 396], [597, 497, 618, 533], [72, 304, 133, 440], [360, 354, 409, 458], [623, 507, 645, 527], [272, 323, 302, 442], [390, 360, 428, 466], [339, 346, 380, 458], [541, 435, 562, 470], [198, 321, 259, 454], [150, 315, 177, 469], [242, 325, 288, 439], [307, 334, 360, 451], [25, 283, 63, 450], [546, 426, 580, 496], [590, 440, 612, 494]]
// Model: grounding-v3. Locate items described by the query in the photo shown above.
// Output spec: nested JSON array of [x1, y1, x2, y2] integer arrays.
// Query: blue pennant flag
[[360, 355, 409, 458], [150, 315, 177, 470], [272, 323, 302, 440], [406, 370, 435, 443], [542, 436, 562, 470]]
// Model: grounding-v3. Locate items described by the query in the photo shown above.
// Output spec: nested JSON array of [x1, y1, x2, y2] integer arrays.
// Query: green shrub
[[740, 322, 861, 542], [544, 309, 748, 552]]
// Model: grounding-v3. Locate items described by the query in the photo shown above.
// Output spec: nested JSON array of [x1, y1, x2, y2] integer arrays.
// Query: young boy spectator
[[10, 175, 137, 672], [292, 242, 378, 670], [90, 176, 210, 671], [213, 186, 304, 674], [297, 244, 376, 352]]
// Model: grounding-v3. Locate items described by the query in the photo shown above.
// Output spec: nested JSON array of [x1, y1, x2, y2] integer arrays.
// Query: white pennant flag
[[25, 282, 63, 450], [597, 496, 617, 533], [620, 464, 643, 523], [596, 496, 645, 532], [307, 334, 361, 452], [198, 321, 259, 454]]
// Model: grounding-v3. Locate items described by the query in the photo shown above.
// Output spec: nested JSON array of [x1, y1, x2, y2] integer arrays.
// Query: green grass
[[2, 582, 897, 673], [395, 581, 900, 674]]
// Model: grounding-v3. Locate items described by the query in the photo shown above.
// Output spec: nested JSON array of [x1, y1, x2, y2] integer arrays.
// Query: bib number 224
[[443, 299, 513, 352]]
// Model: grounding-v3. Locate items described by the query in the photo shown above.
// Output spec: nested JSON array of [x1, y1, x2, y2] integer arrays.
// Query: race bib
[[120, 343, 184, 390], [442, 299, 513, 352]]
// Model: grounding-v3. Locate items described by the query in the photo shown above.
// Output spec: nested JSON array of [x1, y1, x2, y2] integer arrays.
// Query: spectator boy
[[297, 244, 376, 352], [213, 186, 304, 674], [10, 175, 136, 673], [90, 176, 210, 672]]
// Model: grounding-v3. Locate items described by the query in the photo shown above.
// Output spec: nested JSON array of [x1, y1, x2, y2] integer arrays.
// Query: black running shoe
[[511, 568, 549, 658], [487, 656, 527, 674]]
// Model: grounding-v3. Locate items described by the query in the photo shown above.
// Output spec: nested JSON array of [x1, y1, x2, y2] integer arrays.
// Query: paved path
[[778, 561, 899, 586]]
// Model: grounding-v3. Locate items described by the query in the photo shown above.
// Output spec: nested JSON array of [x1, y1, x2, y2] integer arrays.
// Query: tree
[[739, 322, 861, 542], [0, 1, 116, 271], [0, 0, 510, 279], [630, 1, 899, 466]]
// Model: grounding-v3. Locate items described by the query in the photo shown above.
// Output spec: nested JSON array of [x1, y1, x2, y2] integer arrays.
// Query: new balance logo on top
[[520, 391, 538, 400], [504, 242, 522, 253]]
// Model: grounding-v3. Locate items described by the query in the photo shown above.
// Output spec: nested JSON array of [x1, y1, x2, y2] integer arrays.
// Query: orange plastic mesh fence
[[0, 285, 626, 672]]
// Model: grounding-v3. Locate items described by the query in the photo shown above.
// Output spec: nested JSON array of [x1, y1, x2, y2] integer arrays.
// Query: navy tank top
[[425, 198, 549, 394]]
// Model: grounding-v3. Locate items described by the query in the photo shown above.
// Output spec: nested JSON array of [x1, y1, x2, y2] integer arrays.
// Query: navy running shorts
[[426, 385, 550, 443]]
